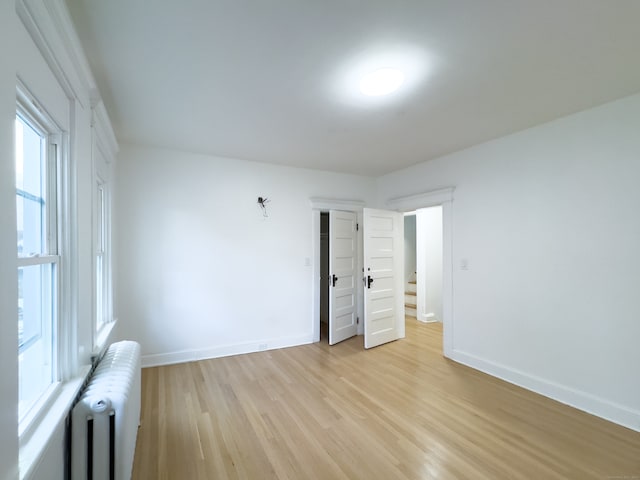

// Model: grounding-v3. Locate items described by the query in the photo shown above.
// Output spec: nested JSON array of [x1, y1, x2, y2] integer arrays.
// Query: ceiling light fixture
[[359, 68, 405, 96], [332, 46, 430, 106]]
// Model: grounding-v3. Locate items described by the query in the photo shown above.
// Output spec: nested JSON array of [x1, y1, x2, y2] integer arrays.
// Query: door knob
[[367, 275, 374, 289], [332, 274, 338, 287]]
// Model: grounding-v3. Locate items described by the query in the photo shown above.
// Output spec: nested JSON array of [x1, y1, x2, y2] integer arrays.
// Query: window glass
[[15, 113, 56, 422], [15, 116, 46, 257], [18, 264, 54, 417]]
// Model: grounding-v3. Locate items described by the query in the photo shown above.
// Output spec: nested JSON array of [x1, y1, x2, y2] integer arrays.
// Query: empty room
[[2, 1, 640, 479]]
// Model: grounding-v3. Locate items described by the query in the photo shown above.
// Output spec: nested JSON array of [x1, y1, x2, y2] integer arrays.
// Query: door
[[363, 208, 404, 349], [329, 210, 358, 345]]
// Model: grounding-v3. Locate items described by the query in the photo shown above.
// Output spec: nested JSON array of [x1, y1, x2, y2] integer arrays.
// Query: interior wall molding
[[92, 101, 119, 161], [17, 0, 99, 111], [386, 187, 455, 211], [141, 334, 315, 368], [309, 197, 365, 211]]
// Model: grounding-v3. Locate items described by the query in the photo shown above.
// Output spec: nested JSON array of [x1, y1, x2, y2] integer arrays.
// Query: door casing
[[386, 188, 455, 357]]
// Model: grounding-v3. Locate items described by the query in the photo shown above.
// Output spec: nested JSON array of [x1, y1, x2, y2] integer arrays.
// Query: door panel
[[364, 208, 404, 349], [329, 210, 358, 345]]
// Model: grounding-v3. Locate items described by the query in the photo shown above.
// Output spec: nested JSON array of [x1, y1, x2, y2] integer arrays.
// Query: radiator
[[71, 341, 141, 480]]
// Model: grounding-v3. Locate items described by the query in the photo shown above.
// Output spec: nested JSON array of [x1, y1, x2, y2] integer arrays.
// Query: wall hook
[[257, 196, 270, 217]]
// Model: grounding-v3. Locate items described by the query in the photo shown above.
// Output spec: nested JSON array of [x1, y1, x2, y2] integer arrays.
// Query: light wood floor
[[132, 320, 640, 479]]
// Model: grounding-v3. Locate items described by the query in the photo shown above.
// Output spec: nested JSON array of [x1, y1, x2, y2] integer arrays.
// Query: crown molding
[[17, 0, 96, 109], [92, 102, 119, 161], [17, 0, 119, 157]]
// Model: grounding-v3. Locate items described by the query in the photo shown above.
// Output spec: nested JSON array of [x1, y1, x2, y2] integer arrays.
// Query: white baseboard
[[141, 350, 194, 367], [450, 349, 640, 433], [141, 334, 314, 368], [418, 312, 439, 323]]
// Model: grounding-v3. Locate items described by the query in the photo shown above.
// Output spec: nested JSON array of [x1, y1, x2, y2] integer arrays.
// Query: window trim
[[95, 177, 108, 335], [16, 81, 74, 440], [92, 121, 114, 352]]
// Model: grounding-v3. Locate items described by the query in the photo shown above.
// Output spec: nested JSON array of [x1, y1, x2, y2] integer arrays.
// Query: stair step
[[408, 280, 416, 284], [405, 291, 416, 296], [405, 302, 417, 309]]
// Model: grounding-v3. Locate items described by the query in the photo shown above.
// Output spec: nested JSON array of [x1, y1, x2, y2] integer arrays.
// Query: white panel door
[[363, 208, 404, 349], [329, 210, 358, 345]]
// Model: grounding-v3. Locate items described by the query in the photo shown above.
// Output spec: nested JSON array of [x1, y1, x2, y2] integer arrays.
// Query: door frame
[[310, 197, 365, 343], [386, 187, 455, 358]]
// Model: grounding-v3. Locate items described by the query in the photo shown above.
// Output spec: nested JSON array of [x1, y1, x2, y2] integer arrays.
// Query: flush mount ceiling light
[[332, 45, 431, 107], [359, 68, 405, 96]]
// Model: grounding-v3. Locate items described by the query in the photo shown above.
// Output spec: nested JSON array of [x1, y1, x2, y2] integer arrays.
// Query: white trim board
[[91, 101, 119, 160], [17, 0, 97, 107], [386, 187, 455, 211], [309, 197, 365, 211], [450, 348, 640, 433], [141, 334, 314, 368], [422, 313, 438, 323]]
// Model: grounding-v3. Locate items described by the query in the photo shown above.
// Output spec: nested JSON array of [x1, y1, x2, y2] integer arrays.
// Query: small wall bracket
[[257, 196, 270, 217]]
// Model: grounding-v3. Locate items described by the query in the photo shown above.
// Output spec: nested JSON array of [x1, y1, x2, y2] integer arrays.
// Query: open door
[[329, 210, 358, 345], [363, 208, 404, 349]]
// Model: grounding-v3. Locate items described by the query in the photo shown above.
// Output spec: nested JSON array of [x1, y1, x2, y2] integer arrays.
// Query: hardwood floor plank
[[132, 320, 640, 479]]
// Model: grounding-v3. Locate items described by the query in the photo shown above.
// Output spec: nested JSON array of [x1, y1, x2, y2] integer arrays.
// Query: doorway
[[319, 212, 329, 342], [403, 212, 417, 320], [416, 206, 443, 323], [403, 207, 443, 325], [311, 199, 365, 345], [315, 207, 360, 346], [387, 187, 454, 357]]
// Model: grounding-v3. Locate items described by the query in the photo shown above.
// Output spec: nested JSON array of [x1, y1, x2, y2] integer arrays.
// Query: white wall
[[0, 4, 18, 480], [377, 93, 640, 431], [116, 145, 376, 365], [3, 2, 118, 479], [417, 206, 442, 321], [403, 214, 416, 282]]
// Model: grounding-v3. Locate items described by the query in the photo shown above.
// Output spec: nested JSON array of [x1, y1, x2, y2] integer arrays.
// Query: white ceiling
[[66, 0, 640, 176]]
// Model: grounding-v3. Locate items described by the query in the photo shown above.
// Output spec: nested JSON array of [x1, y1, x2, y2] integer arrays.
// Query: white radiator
[[71, 341, 141, 480]]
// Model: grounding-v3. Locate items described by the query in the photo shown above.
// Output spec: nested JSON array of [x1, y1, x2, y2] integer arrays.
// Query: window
[[92, 121, 114, 348], [15, 105, 61, 424], [95, 179, 108, 335]]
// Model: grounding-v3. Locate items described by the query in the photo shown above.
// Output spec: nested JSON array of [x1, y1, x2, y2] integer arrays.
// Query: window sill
[[19, 366, 91, 480], [93, 318, 118, 360]]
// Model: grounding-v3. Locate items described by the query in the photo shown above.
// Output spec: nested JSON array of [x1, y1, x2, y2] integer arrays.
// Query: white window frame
[[15, 84, 71, 438], [92, 120, 114, 351], [94, 175, 112, 341]]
